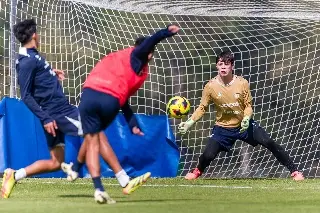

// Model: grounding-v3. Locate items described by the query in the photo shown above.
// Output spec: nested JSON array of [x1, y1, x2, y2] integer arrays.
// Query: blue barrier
[[0, 99, 7, 173], [0, 97, 179, 178]]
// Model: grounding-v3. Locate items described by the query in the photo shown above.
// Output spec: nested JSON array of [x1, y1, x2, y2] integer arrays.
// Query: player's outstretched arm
[[132, 24, 179, 59], [240, 79, 253, 133], [121, 101, 144, 135], [130, 25, 179, 74], [178, 83, 212, 134], [18, 57, 53, 125]]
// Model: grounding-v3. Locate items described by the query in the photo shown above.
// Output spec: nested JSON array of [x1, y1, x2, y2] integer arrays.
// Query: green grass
[[1, 178, 320, 213]]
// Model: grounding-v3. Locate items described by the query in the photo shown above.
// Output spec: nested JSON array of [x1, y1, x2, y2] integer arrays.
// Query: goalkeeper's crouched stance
[[179, 50, 304, 181]]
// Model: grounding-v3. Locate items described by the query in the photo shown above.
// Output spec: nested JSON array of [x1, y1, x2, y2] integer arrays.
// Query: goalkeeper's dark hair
[[13, 19, 37, 45], [216, 50, 234, 65], [134, 36, 155, 53]]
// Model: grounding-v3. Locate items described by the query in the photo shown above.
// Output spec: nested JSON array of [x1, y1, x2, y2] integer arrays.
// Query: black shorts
[[210, 119, 268, 151], [45, 105, 82, 149], [79, 88, 120, 135]]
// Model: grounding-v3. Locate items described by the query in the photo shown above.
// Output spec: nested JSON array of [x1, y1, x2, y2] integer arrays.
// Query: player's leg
[[246, 121, 304, 181], [56, 104, 123, 185], [65, 137, 86, 178], [62, 132, 123, 182], [98, 131, 150, 195], [77, 89, 115, 204], [58, 103, 148, 191], [63, 129, 150, 194], [60, 140, 85, 181], [1, 132, 65, 198], [58, 104, 122, 181], [24, 145, 64, 175], [96, 93, 150, 194], [185, 126, 236, 180], [185, 139, 224, 180], [57, 105, 85, 181], [84, 132, 110, 204], [98, 132, 127, 181]]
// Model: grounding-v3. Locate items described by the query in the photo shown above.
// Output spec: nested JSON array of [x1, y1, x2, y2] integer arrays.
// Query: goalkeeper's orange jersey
[[191, 75, 253, 128]]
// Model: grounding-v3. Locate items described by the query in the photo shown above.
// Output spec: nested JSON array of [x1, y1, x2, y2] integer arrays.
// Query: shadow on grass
[[58, 194, 129, 199], [58, 194, 202, 202], [117, 198, 203, 203], [59, 194, 93, 198]]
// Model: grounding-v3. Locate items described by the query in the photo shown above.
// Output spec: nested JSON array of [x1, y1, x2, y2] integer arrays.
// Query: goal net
[[1, 0, 319, 178]]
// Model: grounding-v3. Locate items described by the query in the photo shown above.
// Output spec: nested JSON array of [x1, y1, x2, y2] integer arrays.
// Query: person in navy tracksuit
[[0, 19, 83, 199]]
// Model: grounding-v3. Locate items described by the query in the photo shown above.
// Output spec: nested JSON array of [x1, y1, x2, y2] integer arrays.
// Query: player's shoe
[[122, 172, 151, 195], [1, 168, 17, 198], [291, 171, 304, 181], [61, 162, 79, 182], [185, 168, 202, 180], [94, 189, 116, 204]]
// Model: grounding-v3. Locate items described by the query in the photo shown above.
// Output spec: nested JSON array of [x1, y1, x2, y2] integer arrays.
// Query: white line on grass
[[16, 178, 320, 190], [19, 178, 320, 190], [19, 179, 316, 190]]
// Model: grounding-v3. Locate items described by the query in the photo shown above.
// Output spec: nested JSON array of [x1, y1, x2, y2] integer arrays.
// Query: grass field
[[0, 178, 319, 213]]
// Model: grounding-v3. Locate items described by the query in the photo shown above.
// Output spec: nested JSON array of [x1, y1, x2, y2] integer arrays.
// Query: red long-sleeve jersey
[[83, 47, 148, 107]]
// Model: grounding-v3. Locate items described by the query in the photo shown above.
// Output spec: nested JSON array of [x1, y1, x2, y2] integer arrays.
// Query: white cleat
[[61, 162, 79, 182], [94, 190, 116, 204]]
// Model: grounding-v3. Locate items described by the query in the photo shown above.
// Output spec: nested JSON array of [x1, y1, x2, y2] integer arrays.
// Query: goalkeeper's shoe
[[291, 171, 304, 181], [1, 168, 16, 198], [185, 168, 202, 180], [61, 162, 79, 182], [123, 172, 151, 195], [94, 189, 116, 204]]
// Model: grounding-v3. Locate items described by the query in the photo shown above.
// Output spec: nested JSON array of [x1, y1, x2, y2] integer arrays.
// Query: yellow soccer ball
[[166, 96, 191, 119]]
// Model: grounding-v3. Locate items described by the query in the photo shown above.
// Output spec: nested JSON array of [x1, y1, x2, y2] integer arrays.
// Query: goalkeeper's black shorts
[[210, 119, 271, 151]]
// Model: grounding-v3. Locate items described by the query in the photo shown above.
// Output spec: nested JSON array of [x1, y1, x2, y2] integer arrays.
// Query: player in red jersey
[[62, 25, 180, 203]]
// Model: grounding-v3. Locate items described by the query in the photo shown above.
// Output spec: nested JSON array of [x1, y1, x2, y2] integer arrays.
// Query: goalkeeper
[[61, 24, 180, 201], [179, 50, 304, 181]]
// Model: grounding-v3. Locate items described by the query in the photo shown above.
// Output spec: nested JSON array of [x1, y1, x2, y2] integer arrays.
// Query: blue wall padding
[[0, 97, 179, 178]]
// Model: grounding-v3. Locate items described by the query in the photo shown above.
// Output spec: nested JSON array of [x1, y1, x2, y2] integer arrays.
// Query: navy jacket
[[17, 47, 68, 124]]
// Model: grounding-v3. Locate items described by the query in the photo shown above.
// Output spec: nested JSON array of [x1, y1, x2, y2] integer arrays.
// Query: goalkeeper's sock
[[14, 168, 26, 181], [115, 169, 130, 187], [286, 162, 298, 174], [71, 159, 83, 172], [92, 176, 105, 192]]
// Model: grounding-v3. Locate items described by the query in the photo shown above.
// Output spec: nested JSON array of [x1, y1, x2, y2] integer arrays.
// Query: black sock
[[92, 176, 105, 191], [71, 160, 84, 172]]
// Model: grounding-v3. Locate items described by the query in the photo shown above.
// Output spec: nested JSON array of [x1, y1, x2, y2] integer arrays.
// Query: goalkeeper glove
[[178, 117, 195, 135], [240, 116, 250, 133]]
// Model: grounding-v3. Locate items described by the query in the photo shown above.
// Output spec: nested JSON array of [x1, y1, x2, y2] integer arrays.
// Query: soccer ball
[[166, 96, 191, 119]]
